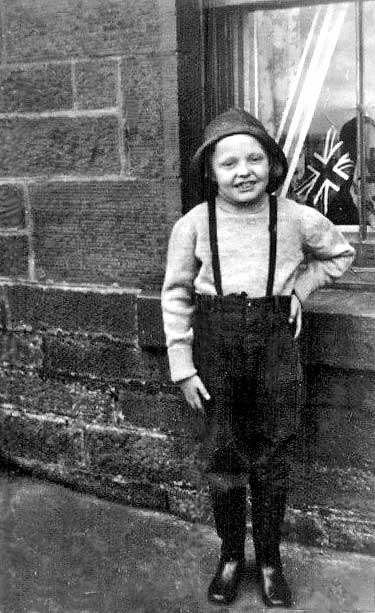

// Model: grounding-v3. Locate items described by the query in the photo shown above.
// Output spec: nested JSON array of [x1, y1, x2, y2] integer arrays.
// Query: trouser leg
[[210, 485, 247, 560], [249, 438, 294, 567], [250, 477, 287, 567]]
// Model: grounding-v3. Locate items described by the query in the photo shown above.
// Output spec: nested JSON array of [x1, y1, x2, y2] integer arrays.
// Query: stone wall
[[0, 0, 181, 288]]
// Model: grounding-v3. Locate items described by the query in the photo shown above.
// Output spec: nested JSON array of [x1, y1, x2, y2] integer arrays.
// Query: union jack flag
[[294, 127, 354, 215]]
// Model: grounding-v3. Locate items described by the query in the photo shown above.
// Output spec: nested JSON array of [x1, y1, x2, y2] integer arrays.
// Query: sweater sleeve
[[161, 215, 199, 383], [293, 207, 355, 303]]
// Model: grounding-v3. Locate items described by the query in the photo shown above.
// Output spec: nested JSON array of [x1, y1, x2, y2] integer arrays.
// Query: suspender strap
[[208, 194, 223, 296], [266, 194, 278, 298], [207, 195, 278, 299]]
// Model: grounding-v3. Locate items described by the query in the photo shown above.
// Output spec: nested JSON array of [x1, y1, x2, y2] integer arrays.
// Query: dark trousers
[[192, 294, 302, 563]]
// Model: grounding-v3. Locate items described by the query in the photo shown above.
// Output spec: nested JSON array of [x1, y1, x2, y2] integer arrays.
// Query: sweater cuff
[[168, 345, 197, 383]]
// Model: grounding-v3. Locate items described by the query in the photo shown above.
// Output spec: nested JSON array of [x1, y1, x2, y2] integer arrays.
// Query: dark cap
[[192, 107, 288, 193]]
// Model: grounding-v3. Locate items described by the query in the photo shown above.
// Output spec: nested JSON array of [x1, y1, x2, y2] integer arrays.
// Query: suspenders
[[207, 194, 278, 298], [208, 193, 223, 297], [266, 194, 277, 298]]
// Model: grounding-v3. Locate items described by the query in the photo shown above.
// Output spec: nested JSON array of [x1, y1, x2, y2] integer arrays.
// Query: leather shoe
[[258, 564, 292, 608], [207, 555, 244, 605]]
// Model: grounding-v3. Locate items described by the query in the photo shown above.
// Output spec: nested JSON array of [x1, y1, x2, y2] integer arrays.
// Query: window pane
[[207, 2, 366, 226], [245, 3, 357, 224]]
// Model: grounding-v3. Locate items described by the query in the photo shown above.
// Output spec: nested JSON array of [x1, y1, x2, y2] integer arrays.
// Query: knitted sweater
[[161, 197, 355, 383]]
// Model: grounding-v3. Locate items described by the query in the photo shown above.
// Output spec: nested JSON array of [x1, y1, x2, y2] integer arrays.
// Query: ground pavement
[[1, 467, 375, 612]]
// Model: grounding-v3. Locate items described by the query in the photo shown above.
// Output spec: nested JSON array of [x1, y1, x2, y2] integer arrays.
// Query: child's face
[[210, 134, 270, 207]]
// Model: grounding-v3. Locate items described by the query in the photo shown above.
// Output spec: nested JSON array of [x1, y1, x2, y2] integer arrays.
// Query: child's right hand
[[179, 374, 211, 415]]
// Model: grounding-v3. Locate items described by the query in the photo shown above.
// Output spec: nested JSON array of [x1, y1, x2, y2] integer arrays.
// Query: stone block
[[0, 236, 28, 277], [137, 292, 165, 348], [163, 177, 183, 229], [304, 290, 375, 371], [122, 56, 164, 178], [0, 368, 117, 424], [0, 409, 84, 465], [118, 387, 183, 433], [0, 332, 43, 369], [42, 337, 170, 388], [31, 180, 167, 286], [0, 64, 72, 112], [291, 460, 375, 520], [0, 116, 120, 177], [79, 474, 170, 513], [75, 59, 117, 110], [167, 485, 211, 524], [84, 425, 199, 486], [302, 365, 375, 472], [6, 0, 87, 61], [80, 0, 161, 57], [305, 311, 375, 371], [42, 334, 142, 382], [7, 285, 137, 342], [0, 184, 25, 228], [134, 350, 170, 385], [5, 0, 160, 61]]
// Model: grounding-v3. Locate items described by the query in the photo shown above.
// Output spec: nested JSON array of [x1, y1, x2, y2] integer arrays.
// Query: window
[[203, 0, 375, 273]]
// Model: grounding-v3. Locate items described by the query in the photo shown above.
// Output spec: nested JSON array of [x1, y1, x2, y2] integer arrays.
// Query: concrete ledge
[[304, 290, 375, 370]]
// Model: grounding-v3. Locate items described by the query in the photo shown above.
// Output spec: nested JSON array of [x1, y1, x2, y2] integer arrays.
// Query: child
[[161, 108, 354, 607]]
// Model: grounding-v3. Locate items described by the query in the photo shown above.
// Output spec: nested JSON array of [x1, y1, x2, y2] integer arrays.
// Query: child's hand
[[179, 374, 210, 415], [289, 293, 302, 339]]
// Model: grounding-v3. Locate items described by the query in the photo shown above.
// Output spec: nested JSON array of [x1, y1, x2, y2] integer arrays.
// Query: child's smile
[[211, 134, 270, 208]]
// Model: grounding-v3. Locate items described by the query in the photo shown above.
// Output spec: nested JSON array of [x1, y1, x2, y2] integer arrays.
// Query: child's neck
[[215, 193, 269, 215]]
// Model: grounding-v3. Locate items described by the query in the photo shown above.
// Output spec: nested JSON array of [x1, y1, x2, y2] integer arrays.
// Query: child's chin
[[234, 195, 258, 205]]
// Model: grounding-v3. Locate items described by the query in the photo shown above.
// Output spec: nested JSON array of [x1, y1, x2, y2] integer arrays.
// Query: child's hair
[[192, 108, 288, 198]]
